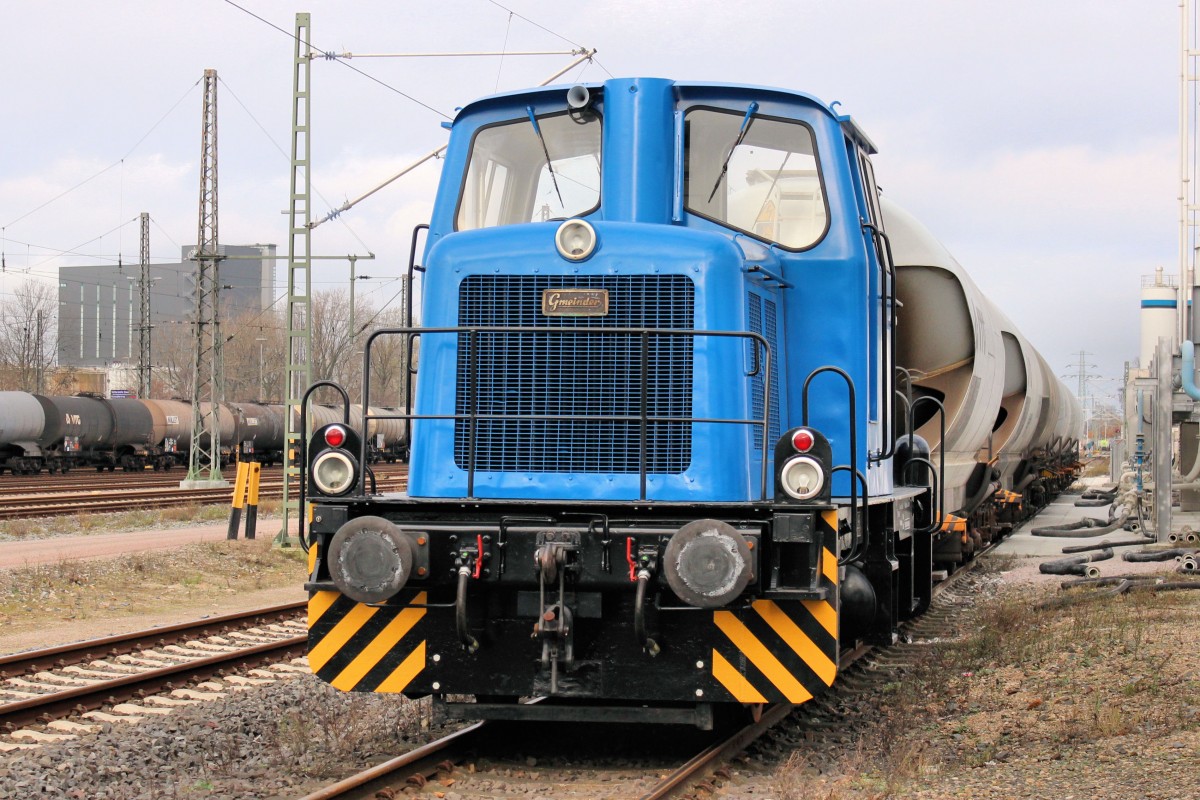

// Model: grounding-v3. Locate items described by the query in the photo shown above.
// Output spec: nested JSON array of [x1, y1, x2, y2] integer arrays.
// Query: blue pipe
[[1183, 341, 1200, 401]]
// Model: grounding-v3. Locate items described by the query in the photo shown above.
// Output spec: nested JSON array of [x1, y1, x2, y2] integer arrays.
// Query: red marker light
[[791, 429, 814, 453], [324, 425, 347, 448]]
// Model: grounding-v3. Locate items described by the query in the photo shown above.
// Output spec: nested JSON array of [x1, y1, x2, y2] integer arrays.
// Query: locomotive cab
[[300, 77, 1079, 726]]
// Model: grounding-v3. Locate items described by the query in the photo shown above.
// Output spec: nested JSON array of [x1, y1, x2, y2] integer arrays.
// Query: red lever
[[626, 536, 637, 582], [473, 534, 483, 579]]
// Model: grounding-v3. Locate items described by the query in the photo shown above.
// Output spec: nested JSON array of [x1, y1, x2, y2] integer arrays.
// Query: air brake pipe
[[633, 570, 660, 656], [455, 567, 480, 654]]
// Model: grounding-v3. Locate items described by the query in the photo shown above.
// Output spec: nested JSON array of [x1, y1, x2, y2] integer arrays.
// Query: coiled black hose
[[1122, 548, 1200, 562], [1039, 548, 1113, 576], [1060, 574, 1165, 589], [1038, 579, 1132, 610], [1032, 514, 1128, 538], [1061, 538, 1153, 554]]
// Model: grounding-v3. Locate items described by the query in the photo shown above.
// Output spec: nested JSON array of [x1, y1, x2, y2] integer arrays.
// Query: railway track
[[0, 466, 262, 494], [295, 534, 1005, 800], [0, 465, 408, 519], [0, 601, 309, 736], [295, 704, 794, 800]]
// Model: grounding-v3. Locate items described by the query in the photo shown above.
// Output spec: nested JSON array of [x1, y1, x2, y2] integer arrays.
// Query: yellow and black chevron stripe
[[307, 590, 428, 692], [710, 509, 839, 704]]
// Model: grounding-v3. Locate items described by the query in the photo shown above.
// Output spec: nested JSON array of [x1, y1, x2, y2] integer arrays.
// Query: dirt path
[[0, 519, 308, 656]]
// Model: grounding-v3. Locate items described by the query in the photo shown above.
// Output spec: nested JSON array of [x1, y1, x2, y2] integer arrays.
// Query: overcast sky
[[0, 1, 1180, 405]]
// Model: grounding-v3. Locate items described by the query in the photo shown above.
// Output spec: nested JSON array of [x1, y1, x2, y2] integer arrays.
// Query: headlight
[[555, 218, 597, 261], [313, 449, 356, 496], [779, 455, 824, 501]]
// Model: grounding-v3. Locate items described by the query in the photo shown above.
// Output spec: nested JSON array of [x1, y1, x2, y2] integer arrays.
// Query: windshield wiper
[[527, 106, 565, 209], [706, 101, 759, 203]]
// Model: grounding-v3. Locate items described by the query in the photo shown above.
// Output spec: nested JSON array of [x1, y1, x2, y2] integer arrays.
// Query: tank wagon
[[294, 78, 1078, 727], [0, 394, 410, 474]]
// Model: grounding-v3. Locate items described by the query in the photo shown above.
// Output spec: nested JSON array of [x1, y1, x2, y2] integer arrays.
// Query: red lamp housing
[[324, 425, 347, 448], [791, 428, 815, 453]]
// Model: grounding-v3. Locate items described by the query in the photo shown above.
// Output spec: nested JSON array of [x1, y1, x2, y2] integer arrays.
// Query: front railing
[[359, 326, 774, 501]]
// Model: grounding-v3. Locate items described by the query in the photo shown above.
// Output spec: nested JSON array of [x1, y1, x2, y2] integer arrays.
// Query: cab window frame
[[682, 104, 830, 252], [453, 108, 603, 232]]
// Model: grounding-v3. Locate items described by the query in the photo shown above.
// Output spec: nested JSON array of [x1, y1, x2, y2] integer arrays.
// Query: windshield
[[456, 110, 601, 230], [685, 107, 827, 250]]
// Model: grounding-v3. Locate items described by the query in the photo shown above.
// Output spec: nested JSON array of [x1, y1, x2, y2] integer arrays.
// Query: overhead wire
[[483, 0, 584, 49], [220, 0, 451, 120], [2, 79, 200, 232], [217, 76, 375, 254]]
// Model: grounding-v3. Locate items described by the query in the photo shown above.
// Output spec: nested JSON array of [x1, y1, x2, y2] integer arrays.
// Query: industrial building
[[56, 244, 276, 374]]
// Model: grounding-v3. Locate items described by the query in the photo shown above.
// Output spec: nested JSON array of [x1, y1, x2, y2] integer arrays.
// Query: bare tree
[[151, 318, 195, 399], [0, 280, 59, 392], [146, 287, 415, 406]]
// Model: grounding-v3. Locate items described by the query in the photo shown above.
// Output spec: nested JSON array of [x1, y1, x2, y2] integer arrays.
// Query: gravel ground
[[717, 566, 1200, 800], [4, 474, 1198, 799], [6, 559, 1196, 799], [0, 671, 441, 799]]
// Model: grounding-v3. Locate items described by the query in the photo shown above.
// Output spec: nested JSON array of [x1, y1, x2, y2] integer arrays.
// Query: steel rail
[[0, 601, 307, 678], [0, 476, 407, 520], [0, 634, 307, 731]]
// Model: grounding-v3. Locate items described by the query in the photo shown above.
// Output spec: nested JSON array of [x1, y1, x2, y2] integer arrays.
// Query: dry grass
[[267, 691, 432, 777], [0, 538, 307, 632], [1081, 455, 1111, 479], [769, 579, 1200, 799], [0, 503, 237, 541]]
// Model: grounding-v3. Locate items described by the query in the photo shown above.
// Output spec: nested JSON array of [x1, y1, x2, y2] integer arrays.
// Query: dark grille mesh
[[455, 275, 695, 473], [747, 292, 781, 451]]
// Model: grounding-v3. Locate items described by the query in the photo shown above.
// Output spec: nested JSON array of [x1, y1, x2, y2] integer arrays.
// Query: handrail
[[360, 326, 773, 501], [402, 225, 429, 445], [907, 396, 946, 534], [830, 465, 868, 565], [862, 220, 897, 462], [296, 381, 351, 552], [801, 365, 857, 537]]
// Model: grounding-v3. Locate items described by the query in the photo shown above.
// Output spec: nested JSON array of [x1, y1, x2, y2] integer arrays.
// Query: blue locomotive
[[301, 78, 1080, 727]]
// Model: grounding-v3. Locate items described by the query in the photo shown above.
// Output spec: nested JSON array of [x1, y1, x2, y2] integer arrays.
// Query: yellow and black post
[[227, 461, 251, 540], [245, 461, 262, 540]]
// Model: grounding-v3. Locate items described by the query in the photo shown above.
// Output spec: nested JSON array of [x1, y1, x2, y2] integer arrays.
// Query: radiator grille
[[747, 292, 781, 451], [455, 275, 695, 473]]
